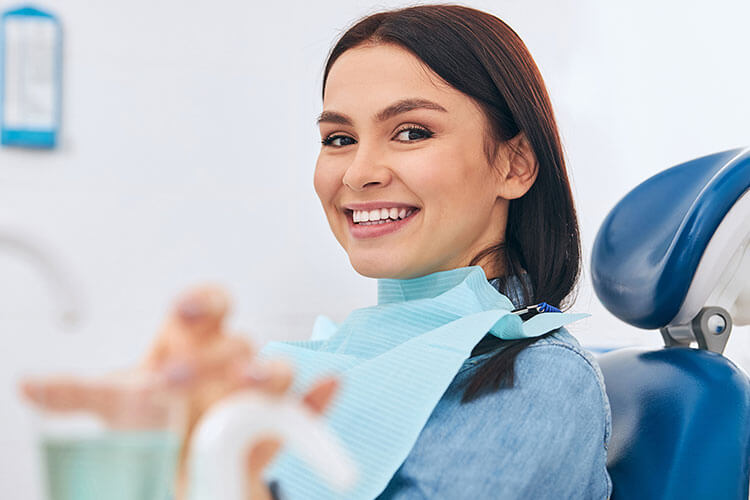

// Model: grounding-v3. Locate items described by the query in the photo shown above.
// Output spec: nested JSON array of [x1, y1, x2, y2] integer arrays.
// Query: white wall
[[1, 0, 748, 497]]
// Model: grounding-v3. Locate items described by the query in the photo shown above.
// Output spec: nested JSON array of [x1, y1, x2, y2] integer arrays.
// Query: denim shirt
[[271, 274, 612, 500]]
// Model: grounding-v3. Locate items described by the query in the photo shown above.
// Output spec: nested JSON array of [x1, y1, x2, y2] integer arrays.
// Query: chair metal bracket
[[659, 306, 733, 354]]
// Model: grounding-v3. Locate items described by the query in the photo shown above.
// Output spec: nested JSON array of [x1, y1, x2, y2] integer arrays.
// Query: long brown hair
[[322, 4, 582, 403]]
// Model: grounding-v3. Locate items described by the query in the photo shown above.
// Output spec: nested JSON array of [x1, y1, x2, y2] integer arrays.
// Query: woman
[[23, 4, 611, 499]]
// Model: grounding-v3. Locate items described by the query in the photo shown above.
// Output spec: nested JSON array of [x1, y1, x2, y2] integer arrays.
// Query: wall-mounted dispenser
[[0, 5, 62, 149]]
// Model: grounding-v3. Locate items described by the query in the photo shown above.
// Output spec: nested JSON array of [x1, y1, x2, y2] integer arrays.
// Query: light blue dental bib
[[258, 266, 589, 499]]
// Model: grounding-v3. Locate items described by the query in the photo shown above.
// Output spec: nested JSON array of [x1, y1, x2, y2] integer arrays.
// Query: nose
[[341, 147, 392, 191]]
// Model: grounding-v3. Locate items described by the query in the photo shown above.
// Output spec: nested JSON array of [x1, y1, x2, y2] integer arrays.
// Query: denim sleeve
[[378, 342, 611, 499]]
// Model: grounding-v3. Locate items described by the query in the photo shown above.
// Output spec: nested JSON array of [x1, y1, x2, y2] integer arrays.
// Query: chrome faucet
[[0, 226, 83, 329]]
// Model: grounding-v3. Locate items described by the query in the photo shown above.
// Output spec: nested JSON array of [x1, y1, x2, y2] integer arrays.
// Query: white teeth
[[351, 207, 418, 224]]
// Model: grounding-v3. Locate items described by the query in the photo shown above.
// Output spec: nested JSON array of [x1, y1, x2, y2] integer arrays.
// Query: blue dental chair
[[590, 147, 750, 499]]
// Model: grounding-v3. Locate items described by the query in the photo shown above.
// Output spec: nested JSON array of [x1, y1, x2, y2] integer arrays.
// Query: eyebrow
[[316, 98, 448, 126]]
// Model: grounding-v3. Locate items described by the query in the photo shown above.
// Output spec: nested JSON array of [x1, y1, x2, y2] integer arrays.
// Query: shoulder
[[525, 329, 609, 400], [464, 327, 604, 389], [528, 329, 610, 421], [422, 328, 613, 498], [521, 329, 611, 435], [459, 327, 612, 444]]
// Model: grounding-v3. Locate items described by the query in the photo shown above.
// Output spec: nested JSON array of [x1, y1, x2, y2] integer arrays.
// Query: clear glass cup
[[26, 372, 186, 500]]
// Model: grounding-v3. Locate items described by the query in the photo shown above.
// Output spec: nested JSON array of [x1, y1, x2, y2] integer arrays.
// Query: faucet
[[0, 226, 83, 329]]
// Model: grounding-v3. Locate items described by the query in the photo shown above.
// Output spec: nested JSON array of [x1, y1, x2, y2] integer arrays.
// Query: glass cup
[[25, 372, 186, 500]]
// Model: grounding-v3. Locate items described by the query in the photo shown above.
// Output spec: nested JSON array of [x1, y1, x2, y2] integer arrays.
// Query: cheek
[[313, 159, 335, 207], [405, 148, 482, 215]]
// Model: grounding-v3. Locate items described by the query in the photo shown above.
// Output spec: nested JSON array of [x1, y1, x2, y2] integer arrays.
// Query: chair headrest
[[591, 147, 750, 330]]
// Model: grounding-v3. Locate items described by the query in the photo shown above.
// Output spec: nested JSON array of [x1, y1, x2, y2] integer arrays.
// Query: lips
[[346, 207, 421, 239]]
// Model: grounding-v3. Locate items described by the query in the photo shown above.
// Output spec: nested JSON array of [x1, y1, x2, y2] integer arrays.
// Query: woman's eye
[[321, 135, 356, 147], [321, 125, 433, 148], [394, 126, 433, 142]]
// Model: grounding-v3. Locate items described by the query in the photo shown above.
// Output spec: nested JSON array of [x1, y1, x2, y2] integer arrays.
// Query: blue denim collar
[[488, 271, 532, 310]]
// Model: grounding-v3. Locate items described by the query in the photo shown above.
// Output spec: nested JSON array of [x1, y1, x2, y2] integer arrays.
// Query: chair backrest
[[590, 147, 750, 499], [597, 347, 750, 499]]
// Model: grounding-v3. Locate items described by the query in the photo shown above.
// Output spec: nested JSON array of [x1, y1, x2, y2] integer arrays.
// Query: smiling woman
[[291, 3, 610, 500], [313, 4, 584, 395]]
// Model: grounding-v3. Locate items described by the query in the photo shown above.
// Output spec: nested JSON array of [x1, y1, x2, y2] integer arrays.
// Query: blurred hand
[[19, 283, 339, 500]]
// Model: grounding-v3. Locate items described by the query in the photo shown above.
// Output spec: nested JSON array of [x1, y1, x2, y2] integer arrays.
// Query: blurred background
[[1, 0, 748, 497]]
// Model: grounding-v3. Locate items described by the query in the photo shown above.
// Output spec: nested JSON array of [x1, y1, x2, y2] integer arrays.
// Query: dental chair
[[590, 147, 750, 499]]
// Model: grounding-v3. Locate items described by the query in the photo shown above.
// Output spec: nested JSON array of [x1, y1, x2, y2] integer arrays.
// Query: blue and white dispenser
[[0, 5, 62, 149]]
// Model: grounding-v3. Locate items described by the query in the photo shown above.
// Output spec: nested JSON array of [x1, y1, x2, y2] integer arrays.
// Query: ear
[[492, 132, 539, 200]]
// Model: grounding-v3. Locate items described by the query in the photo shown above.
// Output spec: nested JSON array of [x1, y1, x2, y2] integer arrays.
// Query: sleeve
[[381, 343, 612, 500]]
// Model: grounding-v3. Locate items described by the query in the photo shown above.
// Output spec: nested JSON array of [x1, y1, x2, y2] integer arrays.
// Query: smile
[[346, 208, 421, 239]]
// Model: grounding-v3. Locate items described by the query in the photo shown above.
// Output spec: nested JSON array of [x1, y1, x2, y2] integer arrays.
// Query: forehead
[[323, 43, 461, 109]]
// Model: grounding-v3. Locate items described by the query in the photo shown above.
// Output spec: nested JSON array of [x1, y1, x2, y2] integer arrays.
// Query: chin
[[348, 253, 438, 280], [348, 254, 412, 280], [349, 259, 397, 279]]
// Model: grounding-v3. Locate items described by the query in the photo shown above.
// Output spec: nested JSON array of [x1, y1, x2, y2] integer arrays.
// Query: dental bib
[[257, 266, 589, 499]]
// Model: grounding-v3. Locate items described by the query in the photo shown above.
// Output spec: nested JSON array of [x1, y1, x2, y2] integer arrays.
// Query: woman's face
[[314, 43, 513, 280]]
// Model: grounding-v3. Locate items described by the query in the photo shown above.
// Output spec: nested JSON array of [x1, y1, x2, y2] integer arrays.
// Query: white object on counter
[[188, 390, 358, 500]]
